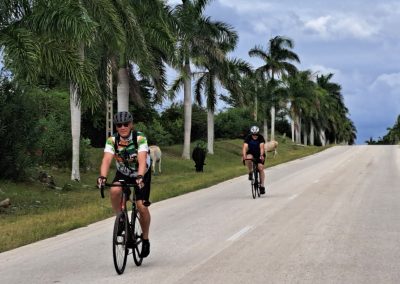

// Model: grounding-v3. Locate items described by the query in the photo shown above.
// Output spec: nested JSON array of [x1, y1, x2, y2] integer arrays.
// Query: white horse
[[264, 140, 278, 158], [149, 145, 162, 175]]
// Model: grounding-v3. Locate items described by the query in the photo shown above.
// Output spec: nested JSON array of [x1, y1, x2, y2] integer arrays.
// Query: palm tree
[[193, 55, 251, 153], [1, 0, 102, 181], [316, 73, 357, 145], [285, 70, 316, 144], [249, 35, 300, 141], [171, 0, 236, 159]]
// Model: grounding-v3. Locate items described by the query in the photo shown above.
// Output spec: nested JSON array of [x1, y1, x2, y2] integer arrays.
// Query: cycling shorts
[[246, 152, 266, 165], [112, 170, 152, 204]]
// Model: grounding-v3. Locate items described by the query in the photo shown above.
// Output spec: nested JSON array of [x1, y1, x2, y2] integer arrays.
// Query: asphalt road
[[1, 145, 400, 284]]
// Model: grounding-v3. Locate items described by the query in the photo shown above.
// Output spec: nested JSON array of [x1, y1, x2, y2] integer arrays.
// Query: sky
[[168, 0, 400, 144]]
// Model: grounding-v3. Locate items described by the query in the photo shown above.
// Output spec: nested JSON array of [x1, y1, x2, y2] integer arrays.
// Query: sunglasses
[[116, 122, 130, 128]]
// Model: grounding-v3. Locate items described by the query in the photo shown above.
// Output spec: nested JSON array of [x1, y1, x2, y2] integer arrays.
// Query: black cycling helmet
[[113, 111, 133, 124]]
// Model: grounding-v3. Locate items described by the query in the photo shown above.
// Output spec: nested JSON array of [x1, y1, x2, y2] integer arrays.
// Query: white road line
[[288, 194, 298, 200], [227, 226, 253, 241]]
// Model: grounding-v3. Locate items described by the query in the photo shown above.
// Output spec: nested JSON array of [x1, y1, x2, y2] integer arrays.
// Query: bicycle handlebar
[[98, 181, 141, 199]]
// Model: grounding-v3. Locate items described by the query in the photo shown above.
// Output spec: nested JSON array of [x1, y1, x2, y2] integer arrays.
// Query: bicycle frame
[[99, 180, 144, 274], [244, 158, 261, 198]]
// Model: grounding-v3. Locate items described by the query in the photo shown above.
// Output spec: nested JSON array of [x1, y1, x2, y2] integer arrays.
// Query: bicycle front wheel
[[132, 209, 144, 266], [113, 211, 128, 274], [251, 168, 258, 199]]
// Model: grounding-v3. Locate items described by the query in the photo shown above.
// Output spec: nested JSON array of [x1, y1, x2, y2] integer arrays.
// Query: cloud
[[370, 73, 400, 90], [166, 0, 181, 5], [217, 0, 272, 13], [303, 15, 379, 40], [308, 64, 342, 78]]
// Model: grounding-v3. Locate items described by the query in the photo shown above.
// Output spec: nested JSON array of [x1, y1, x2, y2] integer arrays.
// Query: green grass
[[0, 137, 327, 252]]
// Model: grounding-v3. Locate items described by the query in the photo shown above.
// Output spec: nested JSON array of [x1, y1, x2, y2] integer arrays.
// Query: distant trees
[[366, 115, 400, 145]]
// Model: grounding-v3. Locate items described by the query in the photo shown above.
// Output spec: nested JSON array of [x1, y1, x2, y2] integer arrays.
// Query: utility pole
[[106, 60, 113, 138]]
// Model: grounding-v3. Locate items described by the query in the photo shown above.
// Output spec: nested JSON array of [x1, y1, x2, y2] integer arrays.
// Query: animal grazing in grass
[[149, 145, 162, 175], [192, 144, 207, 172], [264, 140, 278, 158]]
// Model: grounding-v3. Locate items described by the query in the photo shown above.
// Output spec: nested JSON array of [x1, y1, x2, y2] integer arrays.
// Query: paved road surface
[[1, 145, 400, 283]]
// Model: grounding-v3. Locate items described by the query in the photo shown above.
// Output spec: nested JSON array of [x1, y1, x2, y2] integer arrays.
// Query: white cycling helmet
[[250, 125, 259, 134]]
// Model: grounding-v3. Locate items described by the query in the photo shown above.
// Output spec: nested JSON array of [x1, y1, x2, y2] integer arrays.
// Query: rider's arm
[[242, 143, 248, 159], [137, 151, 147, 177], [259, 142, 265, 157], [99, 152, 114, 179]]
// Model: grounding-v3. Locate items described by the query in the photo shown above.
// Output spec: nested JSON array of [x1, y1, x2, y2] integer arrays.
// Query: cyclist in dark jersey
[[97, 111, 151, 258], [242, 126, 266, 194]]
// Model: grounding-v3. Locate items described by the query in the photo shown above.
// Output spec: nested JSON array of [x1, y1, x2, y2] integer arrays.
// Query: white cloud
[[308, 64, 342, 79], [370, 73, 400, 90], [303, 15, 378, 40], [304, 16, 331, 36], [217, 0, 272, 13], [166, 0, 181, 5]]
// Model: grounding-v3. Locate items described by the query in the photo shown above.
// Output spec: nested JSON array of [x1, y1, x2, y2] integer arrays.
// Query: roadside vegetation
[[1, 0, 355, 254], [0, 137, 326, 253]]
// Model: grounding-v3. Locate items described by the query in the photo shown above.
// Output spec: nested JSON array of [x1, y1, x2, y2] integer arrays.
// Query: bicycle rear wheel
[[113, 211, 128, 274], [132, 209, 144, 266]]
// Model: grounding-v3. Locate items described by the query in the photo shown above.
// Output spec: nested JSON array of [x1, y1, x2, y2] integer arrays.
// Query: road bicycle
[[100, 181, 144, 274], [244, 158, 261, 199]]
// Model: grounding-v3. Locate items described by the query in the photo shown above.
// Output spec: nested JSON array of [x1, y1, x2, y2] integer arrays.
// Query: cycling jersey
[[104, 131, 150, 177], [244, 134, 265, 157]]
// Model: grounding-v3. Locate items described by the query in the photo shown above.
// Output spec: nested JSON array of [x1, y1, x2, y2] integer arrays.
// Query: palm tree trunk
[[270, 105, 275, 141], [263, 118, 269, 141], [298, 116, 302, 144], [254, 95, 258, 121], [69, 44, 84, 181], [207, 109, 214, 154], [117, 67, 129, 112], [310, 123, 315, 145], [295, 115, 301, 144], [182, 62, 192, 159], [291, 119, 295, 142], [303, 130, 308, 145], [319, 129, 326, 146], [106, 60, 113, 139], [70, 82, 81, 181]]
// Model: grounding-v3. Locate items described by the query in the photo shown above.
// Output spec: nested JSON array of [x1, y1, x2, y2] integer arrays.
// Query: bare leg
[[136, 201, 151, 239], [258, 163, 265, 187], [245, 154, 254, 173], [110, 184, 122, 213]]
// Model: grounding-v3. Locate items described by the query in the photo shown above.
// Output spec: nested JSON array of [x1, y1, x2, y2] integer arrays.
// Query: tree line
[[0, 0, 356, 181], [365, 115, 400, 145]]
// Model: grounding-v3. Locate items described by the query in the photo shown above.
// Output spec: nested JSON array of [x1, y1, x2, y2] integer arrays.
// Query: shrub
[[215, 108, 254, 139], [0, 79, 39, 180]]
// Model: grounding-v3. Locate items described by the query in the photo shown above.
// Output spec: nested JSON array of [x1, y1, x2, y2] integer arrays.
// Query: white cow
[[149, 145, 162, 175], [264, 140, 278, 158]]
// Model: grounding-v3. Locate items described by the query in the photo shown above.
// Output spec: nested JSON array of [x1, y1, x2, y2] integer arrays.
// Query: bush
[[159, 103, 207, 144], [135, 120, 173, 146], [215, 108, 255, 139], [0, 75, 92, 179], [0, 78, 39, 180], [35, 114, 71, 167]]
